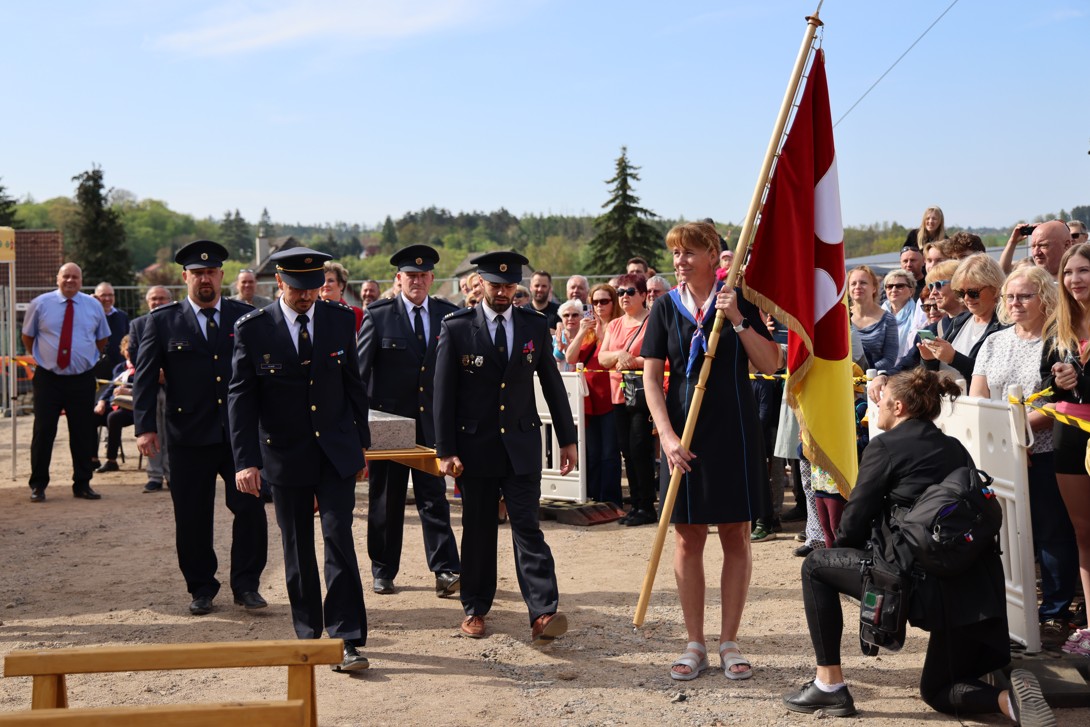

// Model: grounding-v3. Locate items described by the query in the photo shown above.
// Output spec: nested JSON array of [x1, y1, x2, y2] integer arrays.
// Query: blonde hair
[[914, 206, 946, 247], [926, 259, 959, 285], [848, 265, 880, 303], [665, 222, 719, 259], [951, 254, 1005, 293], [998, 266, 1057, 326], [1047, 243, 1090, 362], [882, 269, 914, 288]]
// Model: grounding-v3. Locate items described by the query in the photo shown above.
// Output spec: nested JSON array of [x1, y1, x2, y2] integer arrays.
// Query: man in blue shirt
[[22, 262, 111, 502]]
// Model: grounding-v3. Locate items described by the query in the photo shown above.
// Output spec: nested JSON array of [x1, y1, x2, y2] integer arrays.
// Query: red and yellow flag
[[743, 49, 857, 495]]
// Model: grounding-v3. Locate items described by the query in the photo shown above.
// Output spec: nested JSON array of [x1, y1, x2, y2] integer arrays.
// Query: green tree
[[70, 166, 133, 285], [220, 209, 253, 260], [380, 215, 398, 251], [259, 207, 275, 236], [0, 179, 20, 228], [587, 147, 663, 275]]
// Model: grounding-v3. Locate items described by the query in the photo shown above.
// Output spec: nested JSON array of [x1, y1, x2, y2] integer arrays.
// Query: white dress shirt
[[279, 297, 314, 354], [185, 296, 221, 340], [401, 294, 430, 343], [481, 302, 513, 360]]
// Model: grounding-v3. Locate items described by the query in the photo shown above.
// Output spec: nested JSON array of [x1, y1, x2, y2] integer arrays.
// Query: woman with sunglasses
[[848, 266, 898, 371], [598, 274, 656, 526], [643, 222, 780, 682], [972, 267, 1076, 646], [919, 255, 1007, 382], [1041, 242, 1090, 656], [881, 269, 918, 360], [564, 285, 622, 505]]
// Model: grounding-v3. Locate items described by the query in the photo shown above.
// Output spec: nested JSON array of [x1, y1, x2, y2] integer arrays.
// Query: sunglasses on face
[[927, 280, 950, 291], [954, 287, 991, 300], [513, 292, 528, 298], [561, 312, 581, 318], [592, 299, 611, 305], [921, 303, 937, 312], [617, 287, 640, 297], [885, 283, 909, 291]]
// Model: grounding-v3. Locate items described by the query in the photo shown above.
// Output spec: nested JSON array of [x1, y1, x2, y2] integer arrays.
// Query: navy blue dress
[[641, 287, 771, 524]]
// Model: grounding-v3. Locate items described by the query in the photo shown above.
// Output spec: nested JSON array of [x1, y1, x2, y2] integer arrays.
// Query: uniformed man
[[133, 240, 268, 616], [228, 247, 372, 673], [357, 244, 460, 597], [434, 251, 578, 645]]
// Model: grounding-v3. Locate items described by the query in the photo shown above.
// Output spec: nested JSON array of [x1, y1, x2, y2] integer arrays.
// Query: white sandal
[[669, 641, 708, 681], [719, 641, 753, 680]]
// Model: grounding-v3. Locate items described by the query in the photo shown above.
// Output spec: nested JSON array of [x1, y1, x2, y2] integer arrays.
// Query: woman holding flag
[[643, 221, 780, 681]]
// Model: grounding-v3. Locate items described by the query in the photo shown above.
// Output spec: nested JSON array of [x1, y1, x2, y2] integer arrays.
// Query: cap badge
[[415, 257, 423, 265], [200, 252, 209, 260], [499, 263, 508, 272], [304, 257, 312, 264]]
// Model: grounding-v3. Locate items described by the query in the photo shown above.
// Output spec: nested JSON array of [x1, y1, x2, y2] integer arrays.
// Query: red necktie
[[57, 298, 74, 370]]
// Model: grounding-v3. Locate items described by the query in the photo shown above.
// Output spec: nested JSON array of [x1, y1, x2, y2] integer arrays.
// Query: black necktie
[[200, 308, 218, 348], [413, 306, 426, 355], [494, 314, 507, 359], [297, 314, 312, 365]]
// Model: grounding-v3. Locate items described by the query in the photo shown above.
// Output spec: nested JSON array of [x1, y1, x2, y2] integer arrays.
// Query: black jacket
[[836, 418, 1007, 630], [921, 310, 1006, 380]]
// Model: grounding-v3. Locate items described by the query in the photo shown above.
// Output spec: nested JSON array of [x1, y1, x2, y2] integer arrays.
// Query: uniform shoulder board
[[149, 301, 179, 314], [444, 307, 473, 321], [367, 298, 395, 310], [431, 296, 459, 314], [318, 298, 354, 314], [236, 308, 265, 326]]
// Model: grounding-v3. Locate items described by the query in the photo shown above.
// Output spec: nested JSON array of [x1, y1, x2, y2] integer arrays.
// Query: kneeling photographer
[[783, 368, 1054, 725]]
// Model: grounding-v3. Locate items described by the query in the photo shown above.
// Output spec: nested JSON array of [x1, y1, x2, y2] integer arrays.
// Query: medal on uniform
[[474, 355, 484, 367], [523, 340, 534, 363], [461, 355, 470, 367]]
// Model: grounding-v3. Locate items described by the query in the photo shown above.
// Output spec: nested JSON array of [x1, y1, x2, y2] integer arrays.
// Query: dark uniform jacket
[[356, 295, 456, 446], [134, 298, 251, 447], [836, 418, 1006, 631], [228, 299, 371, 485], [434, 305, 577, 477]]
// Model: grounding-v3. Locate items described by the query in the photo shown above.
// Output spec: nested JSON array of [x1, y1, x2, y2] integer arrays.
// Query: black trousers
[[614, 403, 655, 511], [367, 460, 459, 580], [459, 472, 558, 625], [801, 547, 1006, 715], [271, 459, 367, 644], [101, 408, 133, 460], [168, 441, 267, 599], [29, 369, 97, 492]]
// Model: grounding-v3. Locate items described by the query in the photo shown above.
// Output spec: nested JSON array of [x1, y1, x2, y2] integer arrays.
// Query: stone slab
[[367, 410, 417, 451]]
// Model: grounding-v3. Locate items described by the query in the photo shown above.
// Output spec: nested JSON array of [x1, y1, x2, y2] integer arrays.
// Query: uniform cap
[[390, 244, 439, 272], [270, 247, 332, 289], [470, 251, 529, 284], [175, 240, 229, 270]]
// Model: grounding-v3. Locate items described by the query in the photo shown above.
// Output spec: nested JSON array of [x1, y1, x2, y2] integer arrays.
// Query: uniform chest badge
[[260, 353, 282, 372], [474, 355, 484, 367], [522, 340, 535, 363]]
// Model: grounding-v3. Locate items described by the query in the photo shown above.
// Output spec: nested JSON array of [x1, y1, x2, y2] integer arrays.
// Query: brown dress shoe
[[461, 615, 486, 638], [531, 612, 568, 646]]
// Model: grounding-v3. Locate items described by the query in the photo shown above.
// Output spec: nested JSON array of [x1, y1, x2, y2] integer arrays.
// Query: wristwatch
[[733, 319, 750, 333]]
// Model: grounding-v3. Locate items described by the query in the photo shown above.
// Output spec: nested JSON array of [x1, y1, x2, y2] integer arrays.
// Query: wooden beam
[[0, 700, 305, 726]]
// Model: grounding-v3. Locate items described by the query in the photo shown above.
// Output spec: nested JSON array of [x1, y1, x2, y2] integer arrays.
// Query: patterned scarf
[[670, 280, 724, 376]]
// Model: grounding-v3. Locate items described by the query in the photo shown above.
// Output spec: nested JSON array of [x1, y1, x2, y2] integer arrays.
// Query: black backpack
[[890, 465, 1003, 578]]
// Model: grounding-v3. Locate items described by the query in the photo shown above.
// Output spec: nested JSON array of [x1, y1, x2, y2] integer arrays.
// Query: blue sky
[[5, 1, 1088, 231]]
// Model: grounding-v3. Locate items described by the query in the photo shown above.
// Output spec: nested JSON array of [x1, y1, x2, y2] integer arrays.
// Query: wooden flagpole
[[632, 6, 825, 629]]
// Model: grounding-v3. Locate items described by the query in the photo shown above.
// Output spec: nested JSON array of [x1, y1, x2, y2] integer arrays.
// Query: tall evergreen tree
[[0, 179, 19, 228], [259, 207, 275, 236], [220, 209, 252, 260], [381, 215, 398, 250], [70, 166, 132, 285], [587, 147, 662, 275]]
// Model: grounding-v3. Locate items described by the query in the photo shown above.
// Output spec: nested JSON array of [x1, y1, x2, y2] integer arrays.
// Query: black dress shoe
[[95, 461, 119, 473], [794, 544, 814, 557], [625, 509, 658, 526], [783, 681, 857, 717], [189, 596, 214, 615], [30, 488, 45, 503], [233, 591, 268, 610], [780, 506, 806, 522], [331, 643, 369, 672], [143, 481, 163, 493], [435, 572, 460, 598], [73, 487, 102, 500], [373, 578, 395, 595]]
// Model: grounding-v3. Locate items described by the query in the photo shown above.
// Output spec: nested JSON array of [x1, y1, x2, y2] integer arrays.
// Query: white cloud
[[154, 0, 507, 56]]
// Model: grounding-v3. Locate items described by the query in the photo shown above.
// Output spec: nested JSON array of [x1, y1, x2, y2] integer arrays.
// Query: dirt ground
[[0, 416, 1087, 726]]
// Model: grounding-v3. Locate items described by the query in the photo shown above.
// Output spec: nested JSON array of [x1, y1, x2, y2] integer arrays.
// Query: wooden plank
[[286, 664, 316, 727], [5, 640, 342, 677], [30, 674, 66, 709], [366, 445, 442, 475], [0, 700, 305, 726]]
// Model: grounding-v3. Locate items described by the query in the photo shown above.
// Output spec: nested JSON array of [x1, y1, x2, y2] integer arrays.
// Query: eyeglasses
[[1003, 293, 1037, 305], [921, 303, 937, 312], [900, 245, 921, 254], [513, 292, 528, 298], [954, 287, 992, 300], [884, 283, 909, 291], [561, 312, 581, 318], [617, 287, 640, 297], [592, 298, 612, 305], [927, 280, 950, 291]]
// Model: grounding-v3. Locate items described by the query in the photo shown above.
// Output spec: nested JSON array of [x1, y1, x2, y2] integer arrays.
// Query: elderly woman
[[904, 206, 946, 249], [93, 334, 135, 473], [970, 267, 1075, 643], [784, 368, 1050, 723], [1041, 242, 1090, 654], [645, 275, 671, 307], [564, 286, 621, 504], [920, 254, 1007, 381], [553, 299, 583, 371], [881, 269, 918, 359], [848, 265, 898, 371], [599, 275, 655, 526], [319, 261, 364, 331], [642, 221, 780, 681]]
